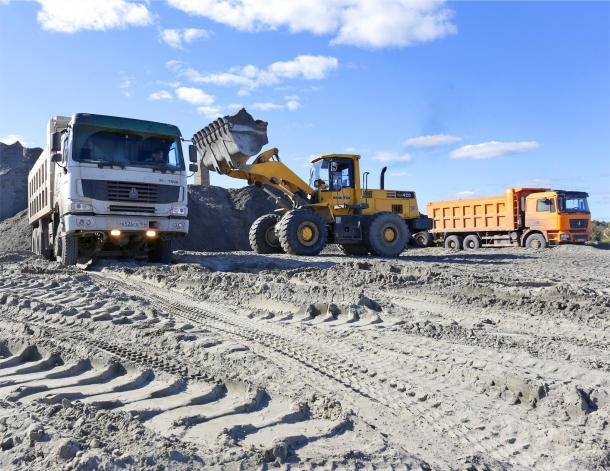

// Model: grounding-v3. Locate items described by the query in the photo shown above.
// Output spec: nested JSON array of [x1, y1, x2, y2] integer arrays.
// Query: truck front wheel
[[412, 231, 431, 248], [55, 234, 78, 265], [525, 233, 547, 249]]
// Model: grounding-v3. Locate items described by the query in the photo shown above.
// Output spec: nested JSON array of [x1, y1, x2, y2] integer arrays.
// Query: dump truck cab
[[524, 190, 590, 244], [28, 113, 194, 264]]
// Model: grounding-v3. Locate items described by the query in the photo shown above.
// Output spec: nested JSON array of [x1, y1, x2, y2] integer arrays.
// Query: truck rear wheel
[[412, 231, 431, 248], [366, 212, 409, 257], [149, 239, 173, 263], [339, 243, 370, 256], [463, 234, 480, 250], [249, 214, 283, 254], [525, 233, 547, 249], [55, 234, 78, 265], [276, 209, 327, 256], [444, 235, 463, 250]]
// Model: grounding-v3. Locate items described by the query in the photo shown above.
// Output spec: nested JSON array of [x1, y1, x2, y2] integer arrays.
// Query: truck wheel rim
[[297, 222, 318, 246], [383, 227, 397, 243], [265, 226, 279, 247]]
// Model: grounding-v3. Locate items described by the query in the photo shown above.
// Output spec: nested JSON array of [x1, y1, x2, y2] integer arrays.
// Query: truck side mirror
[[51, 153, 62, 163], [189, 163, 199, 172], [51, 132, 62, 152], [188, 145, 198, 163]]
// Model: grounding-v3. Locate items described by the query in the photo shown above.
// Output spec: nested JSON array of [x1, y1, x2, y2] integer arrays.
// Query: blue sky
[[1, 0, 609, 219]]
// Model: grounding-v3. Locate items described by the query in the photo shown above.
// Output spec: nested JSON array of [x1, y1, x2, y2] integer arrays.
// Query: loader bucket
[[192, 108, 268, 174]]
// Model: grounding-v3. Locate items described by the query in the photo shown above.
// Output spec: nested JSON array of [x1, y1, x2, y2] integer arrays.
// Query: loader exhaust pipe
[[380, 166, 387, 190]]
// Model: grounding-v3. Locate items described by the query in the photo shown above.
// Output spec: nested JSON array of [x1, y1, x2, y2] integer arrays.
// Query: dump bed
[[427, 188, 548, 233]]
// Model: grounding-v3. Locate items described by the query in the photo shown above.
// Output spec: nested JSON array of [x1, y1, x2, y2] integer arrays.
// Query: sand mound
[[0, 209, 30, 252], [0, 142, 42, 221]]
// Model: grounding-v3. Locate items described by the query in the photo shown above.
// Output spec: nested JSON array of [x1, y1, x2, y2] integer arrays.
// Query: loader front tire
[[276, 209, 327, 256], [339, 243, 370, 256], [249, 214, 283, 254], [366, 212, 409, 257], [55, 234, 78, 265]]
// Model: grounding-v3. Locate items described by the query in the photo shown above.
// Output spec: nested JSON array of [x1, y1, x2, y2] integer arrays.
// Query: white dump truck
[[28, 113, 197, 264]]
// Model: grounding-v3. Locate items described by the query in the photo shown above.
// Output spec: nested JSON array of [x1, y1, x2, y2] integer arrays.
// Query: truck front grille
[[569, 219, 588, 229], [108, 205, 155, 213], [81, 179, 180, 204]]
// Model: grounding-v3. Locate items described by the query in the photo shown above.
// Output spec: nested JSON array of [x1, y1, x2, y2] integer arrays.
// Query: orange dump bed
[[427, 188, 547, 234]]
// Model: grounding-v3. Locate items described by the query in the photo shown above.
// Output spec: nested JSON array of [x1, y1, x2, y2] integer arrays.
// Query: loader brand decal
[[386, 191, 414, 199]]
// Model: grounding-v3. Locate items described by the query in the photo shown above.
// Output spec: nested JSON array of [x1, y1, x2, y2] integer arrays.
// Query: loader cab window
[[310, 158, 354, 191], [536, 198, 555, 213]]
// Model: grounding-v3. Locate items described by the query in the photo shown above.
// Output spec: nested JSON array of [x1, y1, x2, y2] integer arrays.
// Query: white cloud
[[449, 141, 540, 159], [388, 171, 411, 177], [508, 178, 551, 189], [251, 102, 284, 111], [166, 0, 455, 48], [285, 95, 301, 110], [0, 134, 29, 146], [176, 86, 214, 105], [197, 106, 222, 119], [119, 74, 133, 97], [373, 152, 412, 162], [36, 0, 152, 33], [454, 190, 476, 198], [160, 27, 211, 48], [170, 55, 338, 92], [404, 134, 461, 147], [148, 90, 173, 101]]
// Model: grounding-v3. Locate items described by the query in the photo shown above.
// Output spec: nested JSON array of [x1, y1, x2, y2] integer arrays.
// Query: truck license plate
[[119, 220, 148, 228]]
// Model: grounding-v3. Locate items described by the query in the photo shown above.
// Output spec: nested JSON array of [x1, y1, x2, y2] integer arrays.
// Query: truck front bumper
[[64, 214, 188, 235], [556, 231, 590, 243]]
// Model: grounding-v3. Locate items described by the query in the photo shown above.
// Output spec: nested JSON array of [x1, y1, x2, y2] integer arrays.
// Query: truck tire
[[411, 231, 431, 248], [339, 244, 370, 256], [249, 214, 283, 254], [463, 234, 481, 250], [444, 235, 463, 250], [525, 233, 547, 249], [366, 212, 410, 257], [149, 239, 173, 263], [55, 234, 78, 265], [276, 209, 327, 256]]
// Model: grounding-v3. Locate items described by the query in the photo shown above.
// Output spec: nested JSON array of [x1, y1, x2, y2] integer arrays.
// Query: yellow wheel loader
[[191, 109, 432, 257]]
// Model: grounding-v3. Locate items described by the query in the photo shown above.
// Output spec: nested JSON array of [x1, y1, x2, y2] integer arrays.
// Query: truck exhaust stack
[[192, 108, 268, 174]]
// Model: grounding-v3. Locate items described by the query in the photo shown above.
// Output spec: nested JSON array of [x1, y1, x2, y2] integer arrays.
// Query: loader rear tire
[[525, 233, 547, 249], [149, 239, 173, 263], [55, 234, 78, 265], [444, 235, 463, 250], [339, 244, 370, 256], [411, 231, 431, 248], [249, 214, 283, 254], [276, 209, 327, 256], [366, 212, 409, 257]]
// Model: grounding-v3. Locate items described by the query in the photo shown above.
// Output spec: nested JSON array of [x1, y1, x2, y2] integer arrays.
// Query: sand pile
[[0, 142, 42, 221]]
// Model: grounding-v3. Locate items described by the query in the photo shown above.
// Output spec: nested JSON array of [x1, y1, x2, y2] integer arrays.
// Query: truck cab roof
[[72, 113, 182, 138]]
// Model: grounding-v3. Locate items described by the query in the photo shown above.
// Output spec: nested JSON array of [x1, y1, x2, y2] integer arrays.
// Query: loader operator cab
[[309, 157, 355, 192]]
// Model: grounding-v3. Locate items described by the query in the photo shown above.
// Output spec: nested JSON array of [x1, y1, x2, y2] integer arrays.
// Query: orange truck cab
[[427, 188, 591, 249]]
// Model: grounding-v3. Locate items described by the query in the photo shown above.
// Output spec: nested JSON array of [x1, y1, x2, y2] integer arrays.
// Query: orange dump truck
[[427, 188, 591, 249]]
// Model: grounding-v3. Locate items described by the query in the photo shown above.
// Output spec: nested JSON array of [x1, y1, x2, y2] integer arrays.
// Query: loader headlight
[[171, 206, 188, 216], [560, 234, 570, 241], [69, 201, 93, 212]]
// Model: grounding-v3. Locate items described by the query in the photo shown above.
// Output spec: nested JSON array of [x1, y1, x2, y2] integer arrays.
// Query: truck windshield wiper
[[97, 162, 126, 169]]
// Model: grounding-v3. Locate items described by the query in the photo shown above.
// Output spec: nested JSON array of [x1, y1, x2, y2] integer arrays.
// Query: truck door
[[524, 196, 556, 233]]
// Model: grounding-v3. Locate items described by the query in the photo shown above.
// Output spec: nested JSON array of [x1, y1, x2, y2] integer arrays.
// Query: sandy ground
[[0, 245, 608, 470]]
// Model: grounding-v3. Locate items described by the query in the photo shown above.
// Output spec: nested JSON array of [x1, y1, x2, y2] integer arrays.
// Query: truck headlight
[[69, 201, 93, 212], [560, 234, 570, 241], [171, 206, 188, 216]]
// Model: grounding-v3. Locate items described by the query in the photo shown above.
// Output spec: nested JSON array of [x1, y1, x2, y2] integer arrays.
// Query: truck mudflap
[[64, 214, 188, 235], [192, 108, 268, 174]]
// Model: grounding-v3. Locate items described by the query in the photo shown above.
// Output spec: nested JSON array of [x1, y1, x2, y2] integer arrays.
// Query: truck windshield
[[72, 125, 185, 170], [557, 194, 589, 213]]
